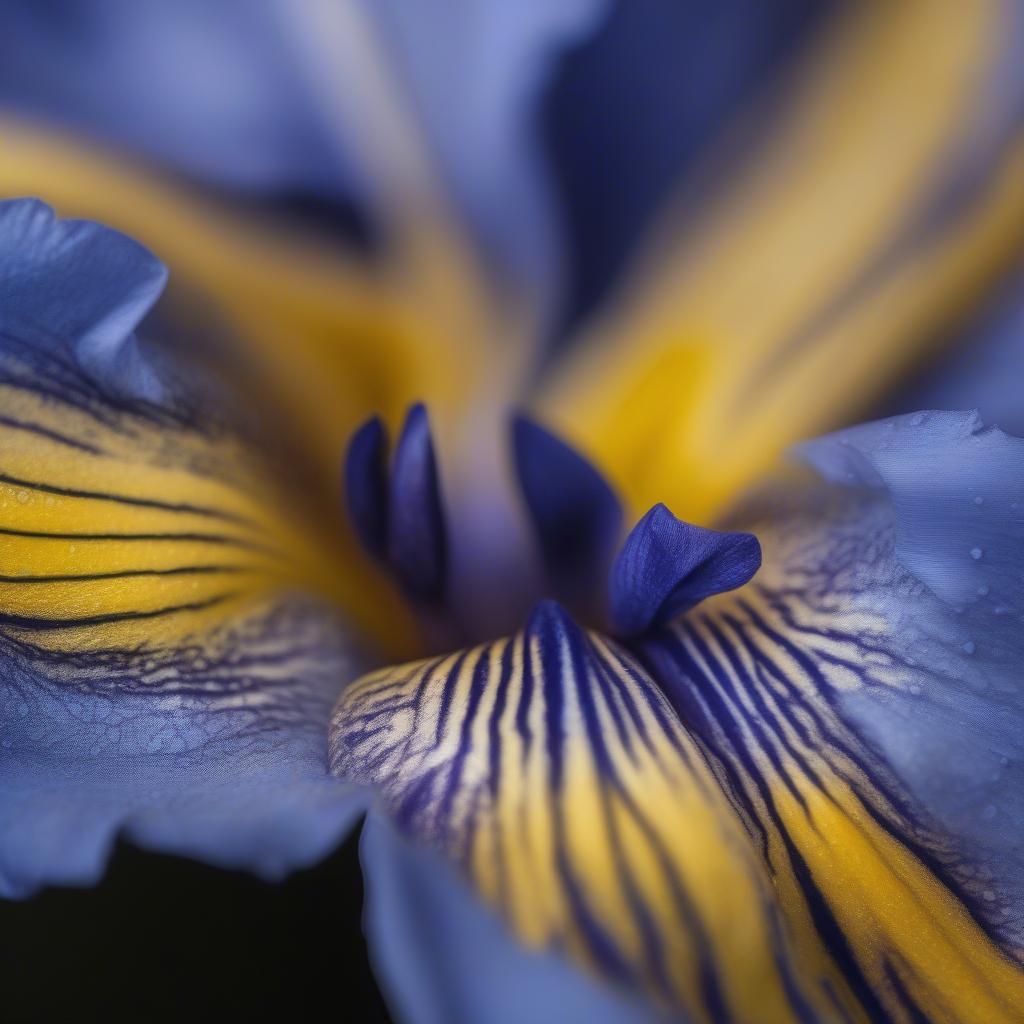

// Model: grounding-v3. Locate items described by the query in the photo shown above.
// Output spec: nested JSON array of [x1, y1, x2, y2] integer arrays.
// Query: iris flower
[[2, 2, 1024, 1021]]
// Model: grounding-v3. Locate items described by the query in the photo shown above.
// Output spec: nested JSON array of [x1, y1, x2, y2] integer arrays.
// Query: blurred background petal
[[364, 0, 609, 316], [0, 1, 359, 199], [542, 0, 834, 336], [540, 0, 1024, 524], [360, 812, 667, 1024]]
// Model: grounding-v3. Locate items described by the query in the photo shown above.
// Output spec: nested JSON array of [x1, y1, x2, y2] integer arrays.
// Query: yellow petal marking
[[541, 0, 1024, 523]]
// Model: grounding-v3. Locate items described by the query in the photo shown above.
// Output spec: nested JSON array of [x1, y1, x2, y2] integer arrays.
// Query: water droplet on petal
[[962, 640, 976, 655], [970, 547, 983, 560], [977, 584, 990, 597], [910, 413, 925, 426], [974, 496, 984, 506]]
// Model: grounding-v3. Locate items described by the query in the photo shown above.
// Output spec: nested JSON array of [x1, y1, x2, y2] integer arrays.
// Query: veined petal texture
[[333, 411, 1024, 1021], [0, 199, 376, 894]]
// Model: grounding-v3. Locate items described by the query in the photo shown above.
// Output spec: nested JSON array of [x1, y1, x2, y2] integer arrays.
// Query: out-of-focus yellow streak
[[541, 0, 1024, 525], [0, 119, 513, 657], [0, 119, 498, 480]]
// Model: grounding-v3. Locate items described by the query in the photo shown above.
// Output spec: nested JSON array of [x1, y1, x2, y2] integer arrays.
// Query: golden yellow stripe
[[540, 0, 1024, 525]]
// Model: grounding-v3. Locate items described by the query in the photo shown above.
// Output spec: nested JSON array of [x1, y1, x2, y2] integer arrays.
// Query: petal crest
[[609, 503, 760, 636]]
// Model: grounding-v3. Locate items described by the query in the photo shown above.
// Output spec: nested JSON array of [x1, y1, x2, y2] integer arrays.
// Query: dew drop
[[983, 890, 996, 902], [15, 489, 29, 505], [962, 640, 976, 655], [974, 496, 984, 506], [977, 584, 990, 597], [910, 413, 925, 426], [982, 804, 997, 821], [970, 547, 983, 560]]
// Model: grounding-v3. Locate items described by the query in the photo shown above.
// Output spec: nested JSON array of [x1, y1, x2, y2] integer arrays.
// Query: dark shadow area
[[0, 829, 393, 1023], [542, 0, 834, 341]]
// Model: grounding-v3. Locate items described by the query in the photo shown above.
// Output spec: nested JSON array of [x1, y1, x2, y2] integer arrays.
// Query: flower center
[[343, 403, 762, 650]]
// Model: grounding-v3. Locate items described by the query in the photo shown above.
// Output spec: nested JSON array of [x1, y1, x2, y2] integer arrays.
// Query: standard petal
[[541, 0, 1024, 525], [0, 1, 355, 196], [331, 601, 837, 1020], [0, 0, 608, 320], [359, 810, 667, 1024], [633, 411, 1024, 1021], [0, 127, 500, 512]]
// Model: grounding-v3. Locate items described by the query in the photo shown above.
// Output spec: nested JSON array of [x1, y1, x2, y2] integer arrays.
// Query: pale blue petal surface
[[0, 0, 611, 315], [0, 1, 350, 196], [0, 600, 368, 897], [365, 0, 609, 311], [360, 811, 672, 1024], [793, 411, 1024, 934]]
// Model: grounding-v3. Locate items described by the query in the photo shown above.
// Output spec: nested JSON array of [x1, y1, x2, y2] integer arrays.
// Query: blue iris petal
[[794, 411, 1024, 916], [0, 599, 368, 897], [0, 1, 610, 314], [0, 1, 354, 197], [0, 199, 370, 896], [365, 0, 609, 312], [389, 403, 447, 602], [0, 198, 167, 402], [796, 410, 1024, 613], [512, 415, 623, 616], [344, 415, 390, 561], [627, 410, 1024, 963], [360, 810, 667, 1024], [610, 503, 761, 636]]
